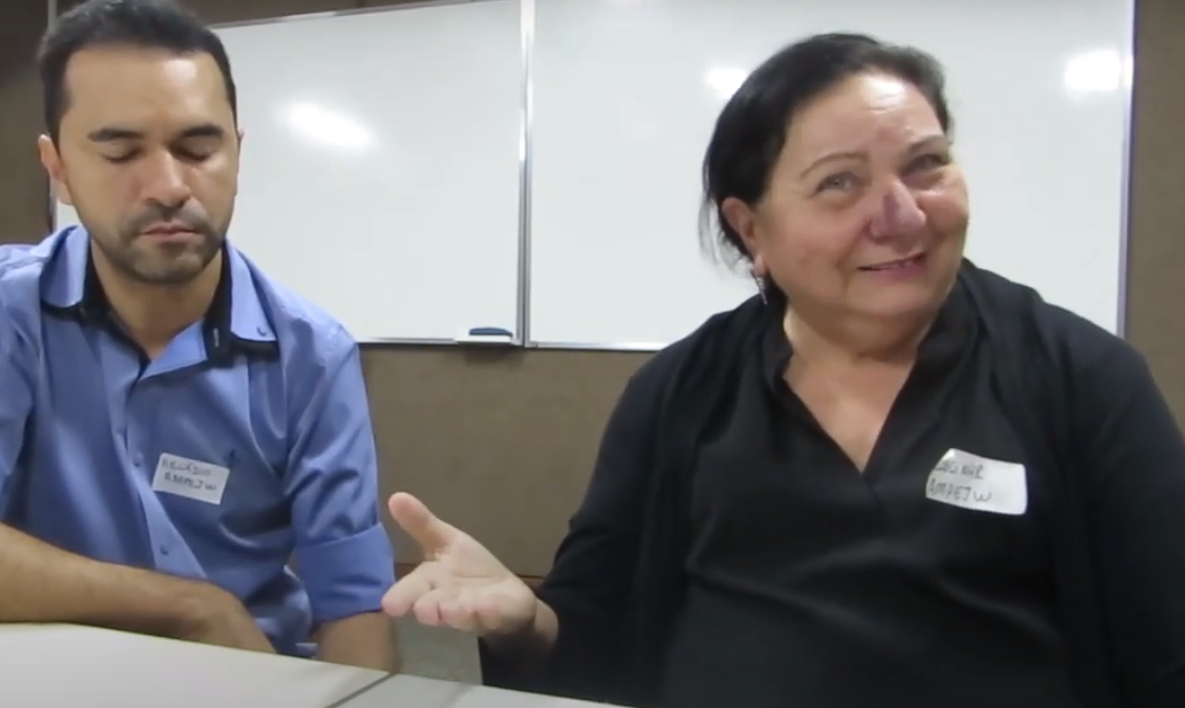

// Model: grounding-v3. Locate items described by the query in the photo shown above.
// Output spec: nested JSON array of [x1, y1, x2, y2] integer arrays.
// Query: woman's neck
[[784, 305, 934, 368]]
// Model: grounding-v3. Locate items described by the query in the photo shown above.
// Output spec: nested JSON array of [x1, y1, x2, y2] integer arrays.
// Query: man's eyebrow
[[179, 123, 226, 139], [87, 127, 143, 142], [86, 123, 226, 143]]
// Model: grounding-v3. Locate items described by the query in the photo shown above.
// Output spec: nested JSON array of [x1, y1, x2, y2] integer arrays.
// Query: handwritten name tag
[[924, 448, 1027, 515], [151, 453, 230, 505]]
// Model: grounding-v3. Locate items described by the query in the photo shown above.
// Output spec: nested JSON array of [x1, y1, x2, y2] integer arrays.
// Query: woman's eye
[[911, 153, 950, 171], [817, 172, 857, 193]]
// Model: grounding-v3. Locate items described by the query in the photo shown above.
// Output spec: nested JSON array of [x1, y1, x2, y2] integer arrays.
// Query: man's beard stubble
[[93, 204, 225, 286]]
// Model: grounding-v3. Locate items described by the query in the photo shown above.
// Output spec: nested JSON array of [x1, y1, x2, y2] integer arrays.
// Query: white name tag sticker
[[151, 453, 230, 505], [924, 448, 1027, 515]]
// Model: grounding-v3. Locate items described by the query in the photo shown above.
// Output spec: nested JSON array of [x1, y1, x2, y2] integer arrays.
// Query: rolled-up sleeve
[[0, 322, 32, 509], [284, 330, 395, 623], [0, 293, 35, 511]]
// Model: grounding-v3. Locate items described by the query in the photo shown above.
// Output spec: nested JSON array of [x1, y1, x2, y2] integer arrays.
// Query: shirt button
[[159, 545, 170, 556], [133, 453, 144, 467]]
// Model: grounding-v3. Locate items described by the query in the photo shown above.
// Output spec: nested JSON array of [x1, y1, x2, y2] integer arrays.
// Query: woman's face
[[725, 71, 968, 325]]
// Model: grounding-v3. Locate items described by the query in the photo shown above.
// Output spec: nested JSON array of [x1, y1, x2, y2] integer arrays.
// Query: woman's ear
[[750, 253, 768, 279], [721, 196, 761, 265]]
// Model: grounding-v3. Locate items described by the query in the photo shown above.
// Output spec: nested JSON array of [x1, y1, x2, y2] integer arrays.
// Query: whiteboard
[[527, 0, 1134, 349], [56, 0, 526, 344]]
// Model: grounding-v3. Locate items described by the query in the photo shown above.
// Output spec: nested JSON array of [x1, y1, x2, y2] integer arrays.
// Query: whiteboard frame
[[1115, 0, 1137, 338], [517, 0, 536, 347], [44, 0, 58, 233]]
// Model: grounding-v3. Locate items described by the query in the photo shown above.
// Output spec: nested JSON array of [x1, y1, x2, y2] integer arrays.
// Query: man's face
[[41, 45, 241, 285]]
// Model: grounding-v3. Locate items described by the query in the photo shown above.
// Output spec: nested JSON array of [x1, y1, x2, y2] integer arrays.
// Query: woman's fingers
[[411, 584, 511, 635], [438, 590, 484, 634], [384, 564, 520, 635], [381, 562, 444, 617], [411, 587, 454, 627], [387, 493, 460, 557]]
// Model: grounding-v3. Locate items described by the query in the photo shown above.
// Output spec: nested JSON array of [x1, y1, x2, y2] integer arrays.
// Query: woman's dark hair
[[700, 32, 953, 272]]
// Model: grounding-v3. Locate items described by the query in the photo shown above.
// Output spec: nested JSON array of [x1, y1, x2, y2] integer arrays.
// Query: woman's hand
[[381, 493, 539, 638]]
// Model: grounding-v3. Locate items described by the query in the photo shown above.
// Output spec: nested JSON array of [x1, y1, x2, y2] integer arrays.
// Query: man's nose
[[139, 152, 193, 211]]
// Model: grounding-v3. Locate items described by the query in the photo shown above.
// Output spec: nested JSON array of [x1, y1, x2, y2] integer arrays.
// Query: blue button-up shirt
[[0, 227, 395, 656]]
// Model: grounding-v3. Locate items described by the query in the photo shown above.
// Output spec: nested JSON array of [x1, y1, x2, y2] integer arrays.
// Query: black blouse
[[479, 261, 1185, 708], [661, 282, 1074, 707]]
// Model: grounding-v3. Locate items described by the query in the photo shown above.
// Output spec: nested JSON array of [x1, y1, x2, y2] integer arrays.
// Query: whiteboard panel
[[57, 1, 525, 344], [528, 0, 1132, 348]]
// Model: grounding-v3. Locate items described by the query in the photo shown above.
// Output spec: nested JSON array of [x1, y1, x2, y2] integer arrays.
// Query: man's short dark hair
[[38, 0, 238, 144]]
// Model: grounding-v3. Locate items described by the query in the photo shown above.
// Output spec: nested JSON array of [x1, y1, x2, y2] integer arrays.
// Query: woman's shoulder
[[959, 260, 1145, 382], [624, 294, 767, 400]]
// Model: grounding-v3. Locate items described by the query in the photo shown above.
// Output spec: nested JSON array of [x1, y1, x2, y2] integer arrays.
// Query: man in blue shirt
[[0, 0, 399, 670]]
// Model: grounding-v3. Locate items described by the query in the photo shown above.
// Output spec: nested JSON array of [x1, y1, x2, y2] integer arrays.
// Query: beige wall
[[2, 0, 1181, 578]]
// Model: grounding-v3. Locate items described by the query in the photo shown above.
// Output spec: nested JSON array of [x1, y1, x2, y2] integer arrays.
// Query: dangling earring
[[753, 271, 768, 305]]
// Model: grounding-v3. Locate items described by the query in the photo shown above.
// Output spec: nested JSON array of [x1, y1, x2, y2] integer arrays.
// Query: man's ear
[[38, 134, 73, 206]]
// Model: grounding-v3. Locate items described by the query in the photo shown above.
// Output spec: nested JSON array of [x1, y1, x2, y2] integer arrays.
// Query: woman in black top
[[381, 33, 1185, 708]]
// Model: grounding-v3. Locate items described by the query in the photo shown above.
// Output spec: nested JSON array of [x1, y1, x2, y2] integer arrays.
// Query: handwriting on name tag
[[924, 449, 1027, 516], [151, 453, 230, 505]]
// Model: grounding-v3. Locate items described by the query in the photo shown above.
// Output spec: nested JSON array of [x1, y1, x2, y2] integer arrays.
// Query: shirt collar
[[759, 264, 978, 390], [40, 225, 277, 359]]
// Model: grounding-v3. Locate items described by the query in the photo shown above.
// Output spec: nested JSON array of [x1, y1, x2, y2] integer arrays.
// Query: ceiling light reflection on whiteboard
[[285, 102, 372, 149], [1063, 49, 1131, 93], [704, 67, 748, 101]]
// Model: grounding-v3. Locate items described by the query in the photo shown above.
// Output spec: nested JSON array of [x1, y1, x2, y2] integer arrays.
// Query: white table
[[0, 623, 388, 707], [335, 674, 619, 707]]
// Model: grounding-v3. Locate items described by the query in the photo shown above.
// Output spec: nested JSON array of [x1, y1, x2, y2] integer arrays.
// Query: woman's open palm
[[381, 493, 537, 637]]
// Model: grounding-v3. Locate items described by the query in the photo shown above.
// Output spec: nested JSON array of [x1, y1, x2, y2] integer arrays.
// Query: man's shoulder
[[0, 236, 62, 333], [233, 249, 357, 363], [0, 241, 53, 293]]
